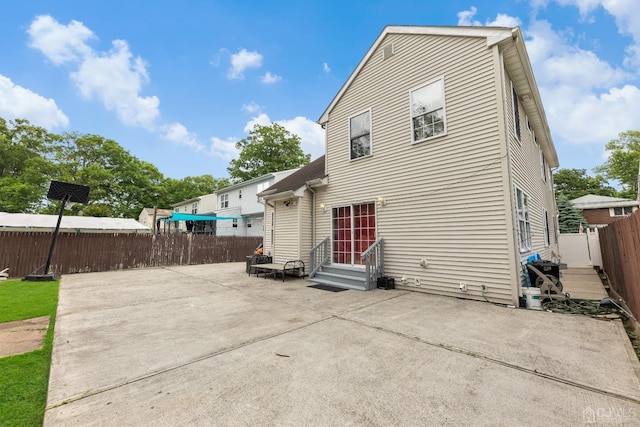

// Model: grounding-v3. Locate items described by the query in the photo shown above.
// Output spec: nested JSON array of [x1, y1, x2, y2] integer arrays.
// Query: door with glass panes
[[332, 203, 376, 266]]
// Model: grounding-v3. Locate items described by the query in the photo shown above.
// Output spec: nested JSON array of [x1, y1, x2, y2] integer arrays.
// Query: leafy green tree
[[557, 196, 588, 233], [594, 130, 640, 199], [48, 133, 165, 218], [553, 168, 615, 200], [0, 118, 57, 212], [227, 123, 310, 182], [158, 175, 231, 207]]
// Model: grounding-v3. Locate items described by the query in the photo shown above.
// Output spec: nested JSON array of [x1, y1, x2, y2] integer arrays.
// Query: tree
[[158, 175, 231, 207], [557, 196, 588, 233], [0, 118, 57, 212], [553, 168, 615, 200], [227, 123, 310, 182], [48, 133, 165, 218], [594, 130, 640, 199]]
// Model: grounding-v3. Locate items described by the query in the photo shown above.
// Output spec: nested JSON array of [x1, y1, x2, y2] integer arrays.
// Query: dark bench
[[249, 260, 305, 282]]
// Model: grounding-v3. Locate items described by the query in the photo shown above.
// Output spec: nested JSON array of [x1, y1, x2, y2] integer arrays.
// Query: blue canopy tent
[[160, 212, 240, 235]]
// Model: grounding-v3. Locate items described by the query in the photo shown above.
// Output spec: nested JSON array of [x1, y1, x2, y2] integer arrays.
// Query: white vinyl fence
[[558, 229, 602, 267]]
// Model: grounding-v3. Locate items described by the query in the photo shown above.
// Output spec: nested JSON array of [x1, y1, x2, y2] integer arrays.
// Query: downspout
[[306, 184, 316, 245]]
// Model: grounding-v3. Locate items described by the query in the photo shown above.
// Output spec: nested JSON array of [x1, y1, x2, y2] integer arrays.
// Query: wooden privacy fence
[[0, 232, 262, 278], [598, 210, 640, 320]]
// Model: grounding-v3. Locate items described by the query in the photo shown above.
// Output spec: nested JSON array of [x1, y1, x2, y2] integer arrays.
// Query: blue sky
[[2, 1, 639, 180]]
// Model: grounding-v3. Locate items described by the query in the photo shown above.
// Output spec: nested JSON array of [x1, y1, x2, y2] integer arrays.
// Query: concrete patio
[[44, 263, 640, 426]]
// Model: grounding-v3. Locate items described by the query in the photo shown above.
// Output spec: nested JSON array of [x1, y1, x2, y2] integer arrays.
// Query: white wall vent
[[383, 43, 394, 60]]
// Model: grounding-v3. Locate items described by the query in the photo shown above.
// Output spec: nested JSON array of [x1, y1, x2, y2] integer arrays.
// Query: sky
[[2, 0, 640, 181]]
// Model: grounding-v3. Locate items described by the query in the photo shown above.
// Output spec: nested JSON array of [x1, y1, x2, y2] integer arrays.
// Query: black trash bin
[[527, 260, 559, 287]]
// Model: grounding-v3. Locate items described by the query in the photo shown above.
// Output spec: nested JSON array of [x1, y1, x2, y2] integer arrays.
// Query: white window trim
[[348, 108, 373, 161], [220, 193, 229, 209], [540, 149, 547, 183], [409, 76, 447, 144], [516, 187, 531, 252], [543, 208, 550, 247], [610, 206, 636, 217], [511, 82, 521, 144]]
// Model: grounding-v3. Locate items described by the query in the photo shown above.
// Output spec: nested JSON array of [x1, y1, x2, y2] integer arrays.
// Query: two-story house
[[170, 193, 218, 234], [259, 25, 560, 306], [216, 169, 299, 237]]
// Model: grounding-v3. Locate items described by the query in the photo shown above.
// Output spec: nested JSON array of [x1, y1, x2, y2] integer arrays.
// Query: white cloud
[[228, 49, 263, 79], [523, 18, 640, 145], [28, 16, 160, 130], [551, 0, 640, 67], [241, 101, 262, 114], [0, 74, 69, 129], [209, 136, 239, 161], [261, 71, 282, 84], [323, 62, 331, 73], [27, 15, 94, 65], [243, 113, 272, 133], [457, 6, 521, 27], [277, 116, 325, 159], [161, 122, 206, 151], [70, 39, 160, 129]]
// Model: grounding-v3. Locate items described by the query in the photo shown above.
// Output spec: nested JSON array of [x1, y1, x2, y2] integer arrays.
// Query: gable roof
[[215, 168, 300, 194], [570, 194, 640, 210], [317, 25, 558, 168], [258, 156, 326, 199]]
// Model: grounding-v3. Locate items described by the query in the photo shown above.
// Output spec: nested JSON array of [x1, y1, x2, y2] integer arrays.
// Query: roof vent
[[383, 43, 394, 60]]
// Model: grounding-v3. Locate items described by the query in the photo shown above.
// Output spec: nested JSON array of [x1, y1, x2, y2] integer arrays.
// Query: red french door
[[332, 203, 376, 266]]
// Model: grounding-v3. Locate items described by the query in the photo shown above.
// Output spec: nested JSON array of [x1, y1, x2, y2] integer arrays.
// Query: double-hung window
[[516, 188, 531, 252], [612, 206, 634, 216], [349, 110, 371, 160], [543, 209, 550, 247], [411, 78, 446, 143], [220, 194, 229, 208], [512, 85, 521, 142]]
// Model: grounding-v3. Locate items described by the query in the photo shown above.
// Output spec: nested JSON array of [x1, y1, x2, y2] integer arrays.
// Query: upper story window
[[543, 209, 550, 247], [191, 202, 198, 214], [611, 206, 635, 217], [220, 194, 229, 208], [512, 85, 521, 142], [411, 77, 446, 143], [540, 150, 547, 183], [349, 109, 371, 160], [516, 188, 531, 252]]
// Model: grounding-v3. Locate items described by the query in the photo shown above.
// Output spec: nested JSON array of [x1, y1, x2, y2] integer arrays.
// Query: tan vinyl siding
[[264, 204, 274, 256], [273, 199, 301, 263], [320, 34, 515, 304], [504, 70, 559, 268]]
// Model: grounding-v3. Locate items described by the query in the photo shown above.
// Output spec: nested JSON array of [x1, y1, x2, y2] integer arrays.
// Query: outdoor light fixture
[[376, 196, 387, 206], [320, 203, 327, 212]]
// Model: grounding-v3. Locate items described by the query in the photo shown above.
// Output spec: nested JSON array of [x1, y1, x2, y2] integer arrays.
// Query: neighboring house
[[260, 25, 559, 306], [216, 169, 299, 237], [138, 207, 173, 231], [570, 194, 639, 227], [170, 194, 218, 234], [0, 212, 151, 234]]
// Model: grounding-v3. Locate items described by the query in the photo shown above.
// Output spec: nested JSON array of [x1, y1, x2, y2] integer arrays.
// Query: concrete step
[[308, 275, 367, 291], [319, 265, 367, 279]]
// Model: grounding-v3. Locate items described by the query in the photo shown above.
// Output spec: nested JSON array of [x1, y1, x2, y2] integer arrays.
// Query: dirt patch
[[0, 316, 50, 358]]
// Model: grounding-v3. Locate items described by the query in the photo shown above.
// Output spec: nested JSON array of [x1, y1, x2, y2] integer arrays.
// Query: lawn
[[0, 279, 59, 427]]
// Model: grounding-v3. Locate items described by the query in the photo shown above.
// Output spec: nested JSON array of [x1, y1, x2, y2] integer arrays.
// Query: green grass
[[0, 279, 59, 427]]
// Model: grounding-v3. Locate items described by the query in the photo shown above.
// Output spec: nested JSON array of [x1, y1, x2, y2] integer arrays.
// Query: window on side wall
[[411, 77, 446, 143], [611, 206, 634, 216], [516, 188, 531, 252], [540, 150, 547, 183], [543, 209, 550, 247], [512, 85, 521, 142], [220, 194, 229, 208], [349, 110, 371, 160], [232, 219, 238, 228]]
